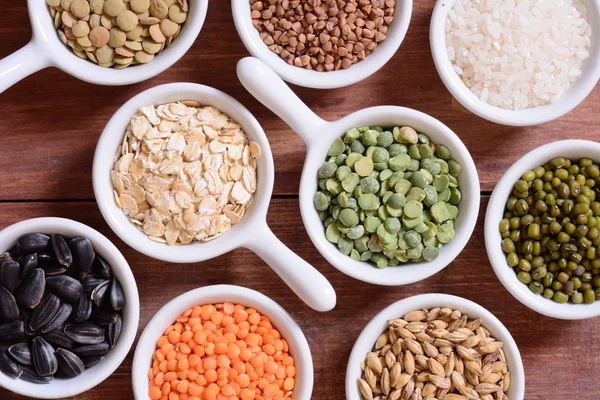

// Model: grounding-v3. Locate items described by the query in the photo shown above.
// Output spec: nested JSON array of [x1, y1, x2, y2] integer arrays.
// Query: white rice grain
[[445, 0, 592, 110]]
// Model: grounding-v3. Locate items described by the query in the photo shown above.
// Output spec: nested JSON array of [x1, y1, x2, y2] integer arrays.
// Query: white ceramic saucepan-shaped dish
[[0, 0, 208, 94], [237, 57, 480, 286], [92, 83, 336, 312]]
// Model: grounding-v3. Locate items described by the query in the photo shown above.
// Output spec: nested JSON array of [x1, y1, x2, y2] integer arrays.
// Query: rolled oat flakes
[[112, 101, 260, 245]]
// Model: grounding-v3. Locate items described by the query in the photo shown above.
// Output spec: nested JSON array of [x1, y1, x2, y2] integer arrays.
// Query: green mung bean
[[500, 157, 600, 304], [317, 125, 461, 268]]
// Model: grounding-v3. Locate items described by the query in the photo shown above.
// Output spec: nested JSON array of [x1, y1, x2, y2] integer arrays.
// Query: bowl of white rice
[[430, 0, 600, 126]]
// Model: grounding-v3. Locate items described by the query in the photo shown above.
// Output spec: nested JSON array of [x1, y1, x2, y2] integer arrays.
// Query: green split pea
[[314, 125, 462, 269]]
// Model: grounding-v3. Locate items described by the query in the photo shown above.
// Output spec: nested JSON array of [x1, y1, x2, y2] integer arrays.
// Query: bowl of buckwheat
[[346, 294, 525, 400], [232, 0, 413, 89]]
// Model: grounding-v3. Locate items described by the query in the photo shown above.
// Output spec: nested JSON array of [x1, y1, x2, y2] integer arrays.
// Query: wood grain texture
[[1, 0, 600, 399]]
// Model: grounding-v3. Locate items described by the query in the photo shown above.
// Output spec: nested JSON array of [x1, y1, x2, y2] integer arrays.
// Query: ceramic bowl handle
[[245, 222, 336, 312], [237, 57, 326, 148], [0, 41, 50, 94]]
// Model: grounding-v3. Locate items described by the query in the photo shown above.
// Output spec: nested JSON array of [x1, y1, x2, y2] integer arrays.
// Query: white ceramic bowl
[[132, 284, 313, 399], [346, 293, 525, 400], [238, 57, 480, 286], [92, 82, 336, 312], [485, 139, 600, 319], [0, 0, 208, 93], [430, 0, 600, 126], [231, 0, 413, 89], [0, 217, 140, 398]]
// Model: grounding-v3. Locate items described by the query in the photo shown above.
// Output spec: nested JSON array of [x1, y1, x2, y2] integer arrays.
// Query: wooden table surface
[[1, 1, 599, 399]]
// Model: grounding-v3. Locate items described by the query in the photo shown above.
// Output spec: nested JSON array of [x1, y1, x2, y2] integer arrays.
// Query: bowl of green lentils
[[485, 140, 600, 319]]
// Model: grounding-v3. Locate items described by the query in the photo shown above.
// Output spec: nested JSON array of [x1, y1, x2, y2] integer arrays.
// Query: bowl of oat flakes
[[92, 82, 336, 312]]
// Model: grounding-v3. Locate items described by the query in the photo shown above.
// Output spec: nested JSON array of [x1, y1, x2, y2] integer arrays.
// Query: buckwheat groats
[[46, 0, 189, 68], [250, 0, 396, 71], [111, 101, 260, 245]]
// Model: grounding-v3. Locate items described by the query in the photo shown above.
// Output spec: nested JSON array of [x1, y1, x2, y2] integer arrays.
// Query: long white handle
[[0, 41, 50, 94], [237, 57, 326, 147], [245, 222, 336, 312]]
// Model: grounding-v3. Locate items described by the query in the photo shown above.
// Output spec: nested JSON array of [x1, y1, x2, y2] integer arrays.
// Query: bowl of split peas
[[132, 285, 313, 400]]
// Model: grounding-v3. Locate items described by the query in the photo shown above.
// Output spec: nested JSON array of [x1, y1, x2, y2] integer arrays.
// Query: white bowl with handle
[[92, 82, 336, 312], [430, 0, 600, 126], [0, 217, 140, 398], [346, 293, 525, 400], [0, 0, 208, 93], [231, 0, 413, 89], [237, 57, 480, 286], [132, 285, 313, 400]]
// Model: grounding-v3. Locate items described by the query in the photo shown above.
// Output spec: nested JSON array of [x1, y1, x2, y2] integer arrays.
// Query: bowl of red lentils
[[131, 285, 313, 400], [232, 0, 413, 89]]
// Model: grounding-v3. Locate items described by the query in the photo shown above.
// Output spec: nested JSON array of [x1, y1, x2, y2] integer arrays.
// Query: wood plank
[[0, 198, 599, 399], [1, 1, 598, 200]]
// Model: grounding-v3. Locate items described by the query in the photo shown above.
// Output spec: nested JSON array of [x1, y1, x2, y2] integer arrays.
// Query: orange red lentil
[[148, 303, 296, 400]]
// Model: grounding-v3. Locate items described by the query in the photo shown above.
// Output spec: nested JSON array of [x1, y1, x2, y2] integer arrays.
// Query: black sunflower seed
[[92, 256, 112, 280], [17, 253, 38, 279], [91, 280, 110, 308], [81, 275, 109, 293], [91, 306, 118, 326], [72, 294, 92, 323], [0, 320, 26, 344], [16, 233, 50, 255], [107, 314, 122, 348], [42, 329, 76, 350], [51, 235, 72, 268], [0, 286, 19, 322], [1, 260, 22, 294], [55, 348, 85, 378], [8, 342, 32, 366], [70, 237, 94, 278], [110, 278, 125, 311], [81, 355, 104, 368], [71, 342, 109, 357], [17, 268, 45, 309], [41, 303, 72, 334], [0, 348, 23, 378], [20, 366, 52, 384], [31, 337, 58, 377], [40, 264, 67, 277], [30, 294, 61, 332], [45, 275, 82, 304], [64, 322, 105, 345]]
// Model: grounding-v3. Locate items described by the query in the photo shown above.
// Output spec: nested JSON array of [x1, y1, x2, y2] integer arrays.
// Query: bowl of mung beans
[[238, 57, 480, 286], [485, 139, 600, 320], [231, 0, 413, 89], [131, 285, 313, 400], [0, 0, 208, 94], [346, 293, 525, 400]]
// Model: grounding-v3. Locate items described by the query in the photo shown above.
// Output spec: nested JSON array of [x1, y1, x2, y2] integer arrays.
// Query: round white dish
[[0, 0, 208, 93], [231, 0, 413, 89], [131, 284, 313, 400], [485, 139, 600, 319], [430, 0, 600, 126], [346, 293, 525, 400], [0, 217, 140, 398], [92, 82, 336, 312], [237, 57, 480, 286]]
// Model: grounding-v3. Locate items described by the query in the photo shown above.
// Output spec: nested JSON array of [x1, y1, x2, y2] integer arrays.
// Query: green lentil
[[500, 156, 600, 304], [316, 125, 461, 268]]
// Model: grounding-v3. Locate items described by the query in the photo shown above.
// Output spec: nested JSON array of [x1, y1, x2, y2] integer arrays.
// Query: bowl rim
[[92, 82, 276, 263], [345, 293, 525, 400], [26, 0, 208, 86], [429, 0, 600, 126], [231, 0, 413, 89], [0, 217, 140, 398], [298, 106, 481, 286], [485, 139, 600, 320], [131, 284, 313, 400]]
